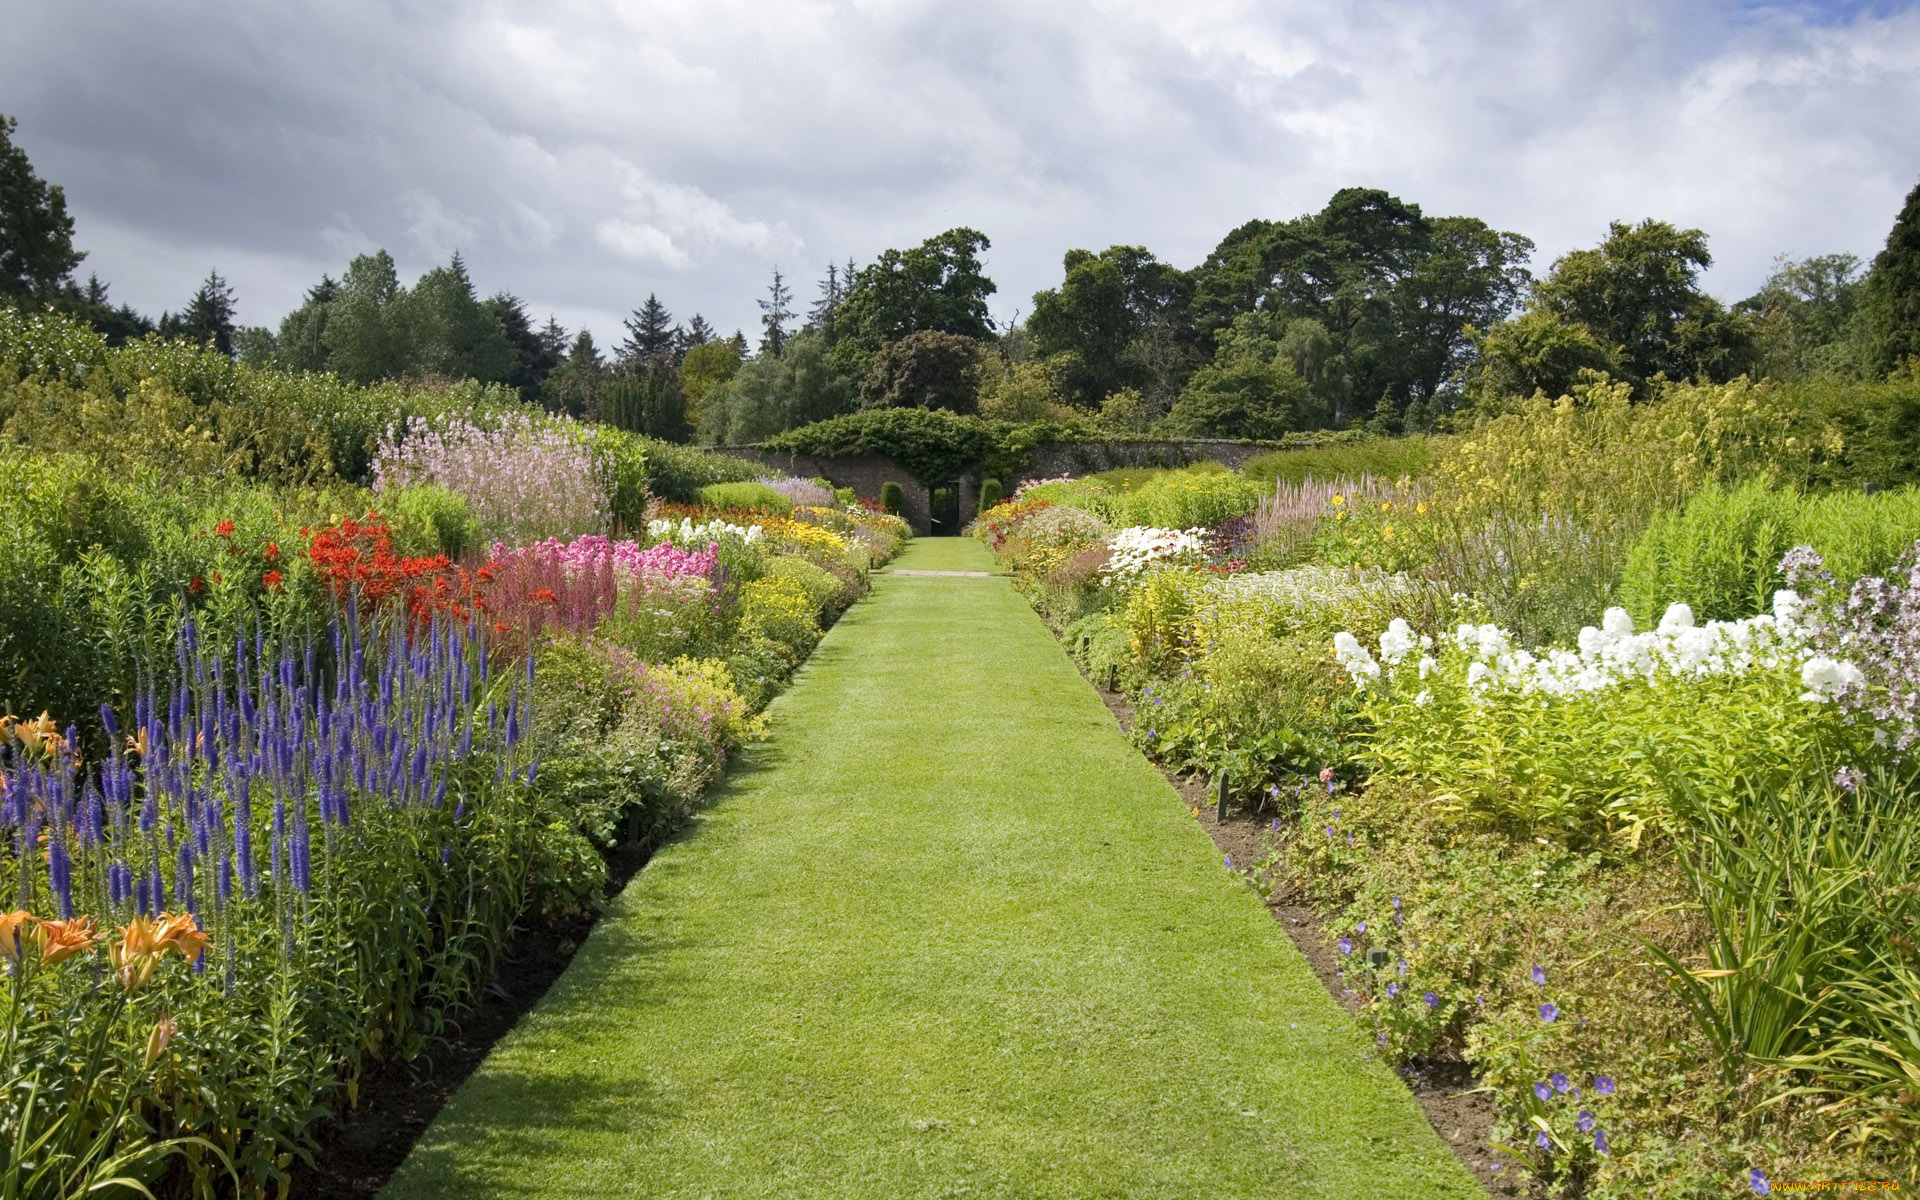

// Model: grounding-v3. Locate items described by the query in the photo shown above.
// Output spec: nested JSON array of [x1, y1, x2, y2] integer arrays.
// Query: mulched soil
[[286, 839, 656, 1199], [1089, 680, 1524, 1197]]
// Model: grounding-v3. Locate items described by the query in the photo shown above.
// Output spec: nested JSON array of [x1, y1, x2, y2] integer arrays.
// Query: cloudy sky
[[5, 0, 1918, 347]]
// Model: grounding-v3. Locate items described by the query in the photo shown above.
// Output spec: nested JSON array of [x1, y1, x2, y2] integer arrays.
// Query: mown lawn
[[382, 538, 1482, 1199]]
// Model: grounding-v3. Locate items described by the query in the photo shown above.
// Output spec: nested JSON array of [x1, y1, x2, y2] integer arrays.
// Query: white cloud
[[4, 0, 1916, 343]]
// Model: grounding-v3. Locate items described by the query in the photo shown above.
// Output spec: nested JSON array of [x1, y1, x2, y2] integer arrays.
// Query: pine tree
[[808, 262, 842, 338], [682, 313, 714, 349], [165, 269, 238, 356], [759, 268, 793, 357], [276, 274, 338, 372], [1859, 178, 1920, 373], [538, 316, 569, 363], [620, 293, 676, 362]]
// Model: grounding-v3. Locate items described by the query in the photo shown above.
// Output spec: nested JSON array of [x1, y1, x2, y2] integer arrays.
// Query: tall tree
[[1028, 245, 1192, 408], [541, 328, 603, 418], [1736, 253, 1865, 379], [759, 268, 794, 357], [832, 229, 995, 379], [58, 273, 152, 345], [406, 254, 511, 381], [323, 250, 412, 383], [275, 275, 339, 372], [161, 269, 238, 356], [485, 291, 561, 403], [681, 313, 714, 350], [620, 293, 676, 363], [858, 330, 985, 414], [1857, 179, 1920, 373], [0, 114, 83, 304], [807, 262, 843, 340], [1528, 219, 1752, 387]]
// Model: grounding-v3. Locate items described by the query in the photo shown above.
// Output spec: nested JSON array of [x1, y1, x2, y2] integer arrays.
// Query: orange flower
[[214, 519, 235, 537], [262, 569, 284, 591], [144, 1012, 179, 1067], [154, 913, 210, 963], [126, 727, 150, 757], [38, 917, 103, 966], [112, 916, 163, 990], [262, 541, 280, 560], [0, 910, 35, 968]]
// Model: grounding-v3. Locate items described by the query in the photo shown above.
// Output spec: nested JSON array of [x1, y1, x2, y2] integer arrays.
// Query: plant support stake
[[1216, 771, 1229, 823]]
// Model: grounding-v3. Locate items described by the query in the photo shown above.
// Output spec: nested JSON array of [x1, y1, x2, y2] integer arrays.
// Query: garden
[[973, 367, 1920, 1196], [0, 306, 910, 1196]]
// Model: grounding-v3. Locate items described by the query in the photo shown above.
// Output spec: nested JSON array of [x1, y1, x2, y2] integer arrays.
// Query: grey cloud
[[1, 0, 1916, 348]]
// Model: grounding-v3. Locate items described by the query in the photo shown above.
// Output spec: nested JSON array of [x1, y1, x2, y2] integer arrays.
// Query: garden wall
[[719, 440, 1276, 534]]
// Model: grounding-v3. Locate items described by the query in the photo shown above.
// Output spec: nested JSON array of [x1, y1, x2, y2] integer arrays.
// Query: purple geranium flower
[[1535, 1130, 1551, 1150], [1422, 991, 1439, 1008], [1339, 938, 1353, 955], [1593, 1075, 1615, 1095], [1533, 1081, 1553, 1102], [1550, 1072, 1569, 1093], [1750, 1168, 1771, 1195], [1539, 1002, 1559, 1022], [1387, 982, 1400, 998], [1531, 965, 1546, 986], [1594, 1128, 1609, 1155], [1356, 921, 1367, 934], [1576, 1110, 1595, 1134]]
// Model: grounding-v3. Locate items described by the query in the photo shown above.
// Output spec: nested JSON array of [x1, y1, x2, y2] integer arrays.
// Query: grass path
[[382, 538, 1484, 1199]]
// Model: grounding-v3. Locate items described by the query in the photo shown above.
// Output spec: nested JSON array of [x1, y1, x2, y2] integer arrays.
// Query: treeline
[[6, 110, 1918, 447]]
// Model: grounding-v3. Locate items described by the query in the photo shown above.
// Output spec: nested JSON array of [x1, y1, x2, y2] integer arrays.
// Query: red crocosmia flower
[[188, 576, 205, 596], [531, 587, 559, 605], [262, 542, 280, 560], [215, 520, 235, 537], [262, 570, 284, 591], [211, 572, 223, 584]]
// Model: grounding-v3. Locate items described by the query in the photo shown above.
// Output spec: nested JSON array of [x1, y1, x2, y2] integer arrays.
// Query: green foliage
[[697, 481, 792, 512], [1856, 178, 1920, 374], [0, 114, 83, 304], [879, 481, 904, 515], [614, 434, 760, 505], [1736, 253, 1867, 380], [858, 330, 984, 414], [1241, 435, 1431, 484], [1028, 245, 1192, 408], [1619, 477, 1920, 625], [697, 328, 857, 444], [381, 483, 481, 559], [765, 408, 999, 486], [1163, 338, 1309, 439], [830, 228, 996, 377], [976, 478, 1003, 514]]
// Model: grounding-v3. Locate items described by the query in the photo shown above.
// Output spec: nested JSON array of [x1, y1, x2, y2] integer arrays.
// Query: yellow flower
[[1329, 495, 1344, 506], [1380, 502, 1391, 512], [1382, 525, 1396, 540], [1415, 502, 1428, 514]]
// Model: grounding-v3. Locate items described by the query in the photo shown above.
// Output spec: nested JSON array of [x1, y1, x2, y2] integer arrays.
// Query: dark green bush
[[976, 477, 1003, 513], [697, 481, 791, 511], [880, 481, 904, 515]]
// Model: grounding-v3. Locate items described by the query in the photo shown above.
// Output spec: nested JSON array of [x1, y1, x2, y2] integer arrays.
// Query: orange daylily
[[112, 915, 164, 990], [125, 727, 150, 757], [144, 1012, 178, 1067], [0, 910, 34, 968], [153, 913, 210, 962], [38, 917, 103, 966]]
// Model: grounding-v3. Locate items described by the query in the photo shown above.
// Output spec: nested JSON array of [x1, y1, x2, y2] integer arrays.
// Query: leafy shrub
[[1620, 476, 1920, 625], [976, 477, 1003, 513], [618, 434, 761, 504], [1242, 435, 1433, 485], [697, 481, 792, 511], [381, 483, 481, 559], [880, 481, 904, 514]]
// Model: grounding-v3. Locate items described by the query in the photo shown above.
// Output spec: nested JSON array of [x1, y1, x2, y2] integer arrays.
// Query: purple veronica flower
[[1391, 895, 1401, 909], [1550, 1072, 1569, 1093], [1531, 965, 1546, 986], [1539, 1002, 1559, 1022], [1533, 1081, 1553, 1102], [1422, 991, 1439, 1008], [1270, 818, 1280, 831], [1576, 1110, 1595, 1133], [1750, 1168, 1771, 1195], [1593, 1075, 1615, 1095], [1593, 1128, 1609, 1155]]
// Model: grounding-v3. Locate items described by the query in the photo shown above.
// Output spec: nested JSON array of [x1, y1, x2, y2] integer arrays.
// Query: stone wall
[[716, 439, 1277, 535]]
